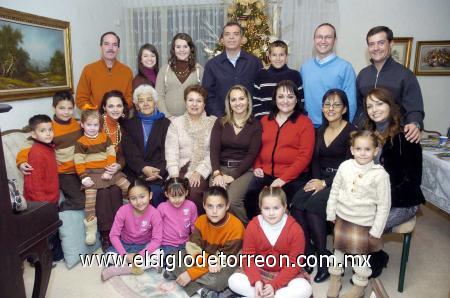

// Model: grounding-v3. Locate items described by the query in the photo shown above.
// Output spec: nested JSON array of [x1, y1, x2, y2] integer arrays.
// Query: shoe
[[369, 250, 389, 278], [100, 231, 111, 252], [84, 217, 98, 245], [304, 264, 314, 274], [200, 288, 219, 298], [314, 269, 330, 283], [326, 274, 342, 298], [163, 270, 176, 280], [339, 284, 366, 298]]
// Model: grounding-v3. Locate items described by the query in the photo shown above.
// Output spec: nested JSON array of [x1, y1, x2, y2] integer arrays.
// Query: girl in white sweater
[[326, 130, 391, 298]]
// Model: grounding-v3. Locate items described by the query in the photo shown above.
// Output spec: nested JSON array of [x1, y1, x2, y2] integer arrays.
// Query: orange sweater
[[75, 59, 133, 110], [74, 132, 116, 179], [16, 118, 82, 174], [185, 213, 244, 280]]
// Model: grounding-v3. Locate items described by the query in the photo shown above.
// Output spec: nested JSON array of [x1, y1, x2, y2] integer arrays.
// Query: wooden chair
[[392, 216, 416, 292]]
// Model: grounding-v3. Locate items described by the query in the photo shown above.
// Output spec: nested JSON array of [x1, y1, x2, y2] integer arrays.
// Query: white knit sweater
[[165, 112, 216, 179], [326, 159, 391, 238]]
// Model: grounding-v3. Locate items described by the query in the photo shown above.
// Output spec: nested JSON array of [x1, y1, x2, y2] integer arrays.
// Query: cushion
[[1, 129, 30, 192], [59, 210, 101, 269]]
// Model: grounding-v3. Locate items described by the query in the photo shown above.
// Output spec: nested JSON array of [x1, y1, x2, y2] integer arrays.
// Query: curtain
[[280, 0, 339, 69], [123, 0, 227, 72]]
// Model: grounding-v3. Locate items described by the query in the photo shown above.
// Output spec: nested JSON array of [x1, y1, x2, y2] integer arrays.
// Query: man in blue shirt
[[202, 22, 262, 117], [300, 23, 356, 128]]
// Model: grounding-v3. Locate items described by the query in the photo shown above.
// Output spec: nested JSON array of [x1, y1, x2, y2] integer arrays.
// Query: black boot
[[314, 249, 332, 283], [100, 230, 112, 252], [369, 250, 389, 278]]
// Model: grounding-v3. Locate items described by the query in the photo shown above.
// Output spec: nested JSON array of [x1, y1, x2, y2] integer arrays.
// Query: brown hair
[[169, 33, 197, 73], [202, 186, 229, 205], [363, 87, 401, 144], [137, 43, 159, 75], [268, 40, 288, 55], [349, 130, 382, 148], [184, 84, 208, 103], [258, 187, 287, 209], [366, 26, 393, 44]]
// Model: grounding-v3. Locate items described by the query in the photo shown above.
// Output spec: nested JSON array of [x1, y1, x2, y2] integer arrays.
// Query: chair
[[0, 105, 62, 298], [392, 216, 416, 292]]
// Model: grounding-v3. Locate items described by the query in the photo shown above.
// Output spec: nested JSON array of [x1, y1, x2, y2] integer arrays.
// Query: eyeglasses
[[323, 102, 343, 109]]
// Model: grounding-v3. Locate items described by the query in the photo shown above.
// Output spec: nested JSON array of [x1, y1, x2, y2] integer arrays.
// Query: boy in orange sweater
[[17, 91, 84, 210], [166, 186, 244, 297]]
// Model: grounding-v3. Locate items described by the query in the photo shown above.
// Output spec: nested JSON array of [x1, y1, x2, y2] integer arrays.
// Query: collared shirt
[[227, 51, 241, 67], [315, 53, 336, 65]]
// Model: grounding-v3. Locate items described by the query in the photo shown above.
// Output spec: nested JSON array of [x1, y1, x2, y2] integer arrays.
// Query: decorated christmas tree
[[207, 0, 272, 63]]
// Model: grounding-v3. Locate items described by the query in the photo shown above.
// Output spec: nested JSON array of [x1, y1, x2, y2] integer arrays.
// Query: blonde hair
[[258, 187, 287, 209], [80, 109, 99, 123], [222, 85, 253, 126]]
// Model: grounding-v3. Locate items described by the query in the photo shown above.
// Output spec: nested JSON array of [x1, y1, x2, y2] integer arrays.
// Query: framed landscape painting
[[0, 7, 73, 102], [391, 37, 413, 68], [414, 40, 450, 75]]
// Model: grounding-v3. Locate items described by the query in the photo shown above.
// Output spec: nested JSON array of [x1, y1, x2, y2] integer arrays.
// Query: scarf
[[138, 111, 164, 151], [374, 120, 389, 164], [142, 66, 157, 86]]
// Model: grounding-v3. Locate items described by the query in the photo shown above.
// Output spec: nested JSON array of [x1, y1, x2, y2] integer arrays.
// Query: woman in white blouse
[[165, 84, 216, 214]]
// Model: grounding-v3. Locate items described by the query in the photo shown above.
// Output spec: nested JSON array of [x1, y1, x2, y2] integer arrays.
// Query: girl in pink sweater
[[157, 178, 198, 254], [228, 187, 312, 298], [101, 179, 163, 281]]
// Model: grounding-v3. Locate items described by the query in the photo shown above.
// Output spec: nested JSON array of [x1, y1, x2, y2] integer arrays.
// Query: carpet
[[110, 269, 189, 298]]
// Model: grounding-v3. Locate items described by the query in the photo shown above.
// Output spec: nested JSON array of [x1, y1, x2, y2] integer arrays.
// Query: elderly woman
[[291, 89, 356, 282], [244, 80, 315, 220], [165, 84, 216, 214], [210, 85, 261, 224], [122, 84, 170, 207]]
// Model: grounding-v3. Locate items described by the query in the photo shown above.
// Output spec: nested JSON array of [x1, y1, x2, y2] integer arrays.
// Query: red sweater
[[254, 115, 315, 182], [242, 215, 305, 291], [24, 141, 59, 203]]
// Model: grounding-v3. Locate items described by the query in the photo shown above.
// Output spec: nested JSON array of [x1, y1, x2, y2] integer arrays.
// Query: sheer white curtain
[[280, 0, 339, 69], [122, 0, 227, 72]]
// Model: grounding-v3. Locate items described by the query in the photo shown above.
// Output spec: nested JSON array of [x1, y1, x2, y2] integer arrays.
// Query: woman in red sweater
[[228, 187, 312, 297], [244, 80, 315, 220]]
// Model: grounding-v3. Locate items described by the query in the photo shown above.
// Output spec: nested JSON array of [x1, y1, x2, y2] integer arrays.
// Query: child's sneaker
[[163, 269, 176, 280], [200, 288, 219, 298]]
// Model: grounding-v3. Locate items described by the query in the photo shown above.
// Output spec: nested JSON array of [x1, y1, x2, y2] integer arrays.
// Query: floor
[[24, 203, 450, 298]]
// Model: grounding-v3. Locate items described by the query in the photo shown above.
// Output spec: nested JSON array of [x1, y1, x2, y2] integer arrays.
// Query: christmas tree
[[210, 0, 272, 63]]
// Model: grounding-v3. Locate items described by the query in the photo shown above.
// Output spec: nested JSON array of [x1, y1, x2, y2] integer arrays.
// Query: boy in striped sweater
[[253, 40, 303, 119], [16, 91, 85, 211], [75, 109, 130, 245], [167, 186, 244, 298]]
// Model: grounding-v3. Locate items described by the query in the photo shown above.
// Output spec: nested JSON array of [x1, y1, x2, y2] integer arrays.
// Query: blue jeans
[[106, 241, 147, 254], [161, 244, 185, 267]]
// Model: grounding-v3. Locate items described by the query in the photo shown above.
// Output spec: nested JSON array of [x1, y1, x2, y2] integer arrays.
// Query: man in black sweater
[[354, 26, 424, 143]]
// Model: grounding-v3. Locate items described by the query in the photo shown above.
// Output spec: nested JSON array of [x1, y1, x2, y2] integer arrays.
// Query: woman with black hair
[[291, 89, 356, 282], [244, 80, 315, 220]]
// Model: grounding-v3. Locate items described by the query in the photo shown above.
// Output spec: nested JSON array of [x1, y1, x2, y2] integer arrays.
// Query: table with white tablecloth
[[421, 141, 450, 214]]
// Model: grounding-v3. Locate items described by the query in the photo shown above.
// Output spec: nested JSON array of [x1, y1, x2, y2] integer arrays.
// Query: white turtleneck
[[257, 214, 288, 246]]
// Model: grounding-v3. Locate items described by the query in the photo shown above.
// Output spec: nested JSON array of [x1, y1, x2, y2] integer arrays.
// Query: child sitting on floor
[[157, 178, 198, 259], [101, 179, 163, 280], [326, 130, 391, 298], [228, 187, 312, 298], [167, 186, 244, 298], [74, 109, 130, 245]]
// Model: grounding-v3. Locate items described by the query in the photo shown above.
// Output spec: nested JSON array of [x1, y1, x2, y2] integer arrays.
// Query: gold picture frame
[[391, 37, 413, 68], [0, 7, 73, 102], [414, 40, 450, 76]]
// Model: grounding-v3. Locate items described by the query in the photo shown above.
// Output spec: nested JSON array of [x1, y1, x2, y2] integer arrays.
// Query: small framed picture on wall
[[391, 37, 413, 68], [414, 40, 450, 75]]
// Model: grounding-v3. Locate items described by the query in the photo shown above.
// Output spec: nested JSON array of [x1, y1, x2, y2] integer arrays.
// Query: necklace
[[103, 114, 121, 147], [173, 65, 191, 77], [232, 121, 245, 129]]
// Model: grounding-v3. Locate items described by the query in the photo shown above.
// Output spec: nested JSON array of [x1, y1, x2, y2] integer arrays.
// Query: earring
[[121, 113, 125, 118]]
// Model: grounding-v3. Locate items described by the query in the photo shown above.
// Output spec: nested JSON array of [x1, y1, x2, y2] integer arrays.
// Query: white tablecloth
[[421, 147, 450, 214]]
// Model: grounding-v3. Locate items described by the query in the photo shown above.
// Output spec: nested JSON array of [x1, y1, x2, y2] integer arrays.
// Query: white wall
[[0, 0, 124, 130], [337, 0, 450, 134]]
